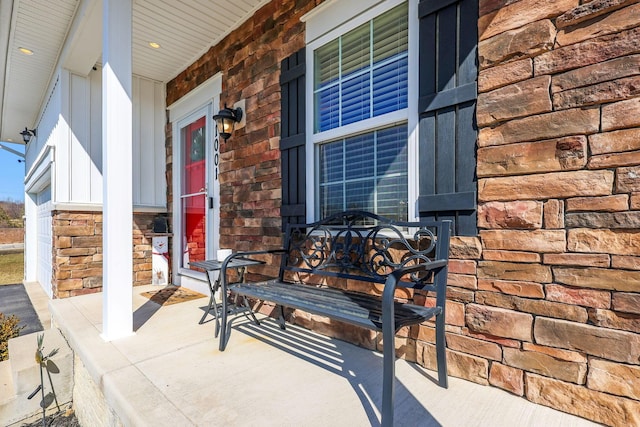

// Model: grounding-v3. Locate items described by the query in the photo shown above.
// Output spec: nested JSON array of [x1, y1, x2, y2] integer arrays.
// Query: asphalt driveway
[[0, 283, 43, 335]]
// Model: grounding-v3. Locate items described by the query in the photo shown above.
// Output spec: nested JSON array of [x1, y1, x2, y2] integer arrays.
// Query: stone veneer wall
[[52, 211, 156, 298], [72, 354, 124, 427], [166, 0, 319, 280], [469, 0, 640, 425], [165, 0, 640, 425]]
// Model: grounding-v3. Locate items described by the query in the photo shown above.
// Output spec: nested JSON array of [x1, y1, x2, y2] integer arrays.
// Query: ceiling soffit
[[0, 0, 268, 143]]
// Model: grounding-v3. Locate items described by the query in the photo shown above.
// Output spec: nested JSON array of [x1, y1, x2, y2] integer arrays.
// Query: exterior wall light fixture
[[20, 127, 37, 143], [213, 104, 243, 140]]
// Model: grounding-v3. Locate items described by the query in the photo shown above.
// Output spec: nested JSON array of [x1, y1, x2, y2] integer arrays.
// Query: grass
[[0, 252, 24, 285]]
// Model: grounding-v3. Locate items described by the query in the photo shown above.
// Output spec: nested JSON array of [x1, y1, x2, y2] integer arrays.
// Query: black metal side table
[[191, 258, 264, 334]]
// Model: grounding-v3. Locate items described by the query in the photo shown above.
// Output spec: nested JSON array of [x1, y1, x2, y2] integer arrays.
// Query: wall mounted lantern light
[[20, 127, 36, 143], [213, 105, 243, 141]]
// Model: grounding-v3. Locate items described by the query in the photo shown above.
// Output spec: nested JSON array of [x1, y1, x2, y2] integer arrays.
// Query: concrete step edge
[[0, 360, 15, 405]]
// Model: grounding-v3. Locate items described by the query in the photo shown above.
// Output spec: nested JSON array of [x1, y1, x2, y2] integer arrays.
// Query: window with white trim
[[308, 1, 412, 221]]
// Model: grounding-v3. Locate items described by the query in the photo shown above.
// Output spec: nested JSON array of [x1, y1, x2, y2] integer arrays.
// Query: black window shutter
[[418, 0, 478, 236], [280, 48, 306, 230]]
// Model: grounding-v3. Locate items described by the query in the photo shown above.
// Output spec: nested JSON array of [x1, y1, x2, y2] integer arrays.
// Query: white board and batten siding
[[133, 74, 166, 208], [56, 66, 166, 209], [23, 66, 166, 295]]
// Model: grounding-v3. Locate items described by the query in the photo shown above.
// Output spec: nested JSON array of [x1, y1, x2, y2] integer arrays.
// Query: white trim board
[[167, 73, 222, 122]]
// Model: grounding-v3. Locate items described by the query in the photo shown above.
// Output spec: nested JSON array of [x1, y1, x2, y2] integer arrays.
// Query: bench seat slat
[[230, 280, 441, 331], [233, 279, 434, 325]]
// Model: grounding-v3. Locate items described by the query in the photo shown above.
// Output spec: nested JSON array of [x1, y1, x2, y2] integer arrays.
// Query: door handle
[[209, 197, 214, 209]]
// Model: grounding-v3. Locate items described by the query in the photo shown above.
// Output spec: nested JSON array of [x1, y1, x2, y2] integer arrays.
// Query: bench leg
[[381, 324, 395, 427], [277, 305, 286, 330], [219, 288, 230, 351], [241, 296, 261, 326], [435, 311, 448, 388]]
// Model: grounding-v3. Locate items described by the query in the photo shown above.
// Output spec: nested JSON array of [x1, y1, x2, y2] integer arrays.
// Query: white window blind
[[318, 124, 408, 219], [313, 3, 408, 133]]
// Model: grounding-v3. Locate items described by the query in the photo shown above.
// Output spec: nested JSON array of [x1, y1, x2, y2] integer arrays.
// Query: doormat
[[141, 286, 206, 306]]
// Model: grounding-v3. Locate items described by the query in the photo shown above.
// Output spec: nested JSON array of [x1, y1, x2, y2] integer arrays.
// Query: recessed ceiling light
[[148, 42, 161, 49], [18, 47, 34, 55]]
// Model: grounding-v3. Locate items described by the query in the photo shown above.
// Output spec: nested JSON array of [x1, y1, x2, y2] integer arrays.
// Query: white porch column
[[101, 0, 133, 340]]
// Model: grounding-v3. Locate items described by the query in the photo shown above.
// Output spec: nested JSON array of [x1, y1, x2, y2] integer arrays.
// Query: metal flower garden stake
[[27, 333, 60, 426]]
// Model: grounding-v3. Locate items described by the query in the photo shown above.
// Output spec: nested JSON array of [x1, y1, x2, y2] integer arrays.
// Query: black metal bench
[[218, 211, 451, 426]]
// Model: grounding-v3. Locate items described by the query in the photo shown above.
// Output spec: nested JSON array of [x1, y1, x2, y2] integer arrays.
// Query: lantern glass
[[216, 117, 234, 138], [213, 106, 242, 140]]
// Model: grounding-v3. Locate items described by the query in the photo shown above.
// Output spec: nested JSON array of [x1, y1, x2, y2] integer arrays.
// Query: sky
[[0, 142, 26, 202]]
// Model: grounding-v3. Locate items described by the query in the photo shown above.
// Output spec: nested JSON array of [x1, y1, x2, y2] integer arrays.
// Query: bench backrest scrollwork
[[280, 211, 451, 293]]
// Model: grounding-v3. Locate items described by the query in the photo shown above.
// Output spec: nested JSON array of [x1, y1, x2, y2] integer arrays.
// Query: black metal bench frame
[[218, 211, 451, 426]]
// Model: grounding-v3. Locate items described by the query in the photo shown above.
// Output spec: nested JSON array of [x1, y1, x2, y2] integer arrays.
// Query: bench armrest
[[220, 249, 287, 293], [401, 259, 448, 274], [385, 259, 448, 290], [382, 259, 448, 328]]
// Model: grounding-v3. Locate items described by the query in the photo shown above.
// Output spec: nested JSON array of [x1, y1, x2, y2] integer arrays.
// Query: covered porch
[[42, 284, 597, 426], [4, 0, 640, 425]]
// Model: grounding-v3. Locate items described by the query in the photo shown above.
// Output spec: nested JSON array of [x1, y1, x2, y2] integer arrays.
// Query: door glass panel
[[180, 116, 206, 270]]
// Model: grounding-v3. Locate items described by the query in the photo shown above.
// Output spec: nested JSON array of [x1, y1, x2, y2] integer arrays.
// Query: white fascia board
[[25, 161, 51, 194], [63, 0, 102, 76], [24, 145, 53, 192], [0, 142, 25, 158]]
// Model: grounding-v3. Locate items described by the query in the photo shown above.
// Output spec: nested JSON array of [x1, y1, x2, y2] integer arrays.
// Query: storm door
[[179, 114, 217, 271]]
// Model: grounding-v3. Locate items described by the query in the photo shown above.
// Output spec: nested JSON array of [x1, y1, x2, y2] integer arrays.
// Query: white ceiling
[[0, 0, 269, 143]]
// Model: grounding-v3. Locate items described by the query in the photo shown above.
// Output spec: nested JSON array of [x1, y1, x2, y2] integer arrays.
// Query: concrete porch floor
[[36, 284, 600, 427]]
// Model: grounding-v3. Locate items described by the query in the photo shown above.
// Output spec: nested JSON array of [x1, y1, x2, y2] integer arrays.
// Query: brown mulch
[[141, 286, 206, 306], [21, 409, 80, 427]]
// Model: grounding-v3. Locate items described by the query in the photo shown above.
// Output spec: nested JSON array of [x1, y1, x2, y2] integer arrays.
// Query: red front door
[[180, 116, 207, 269]]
